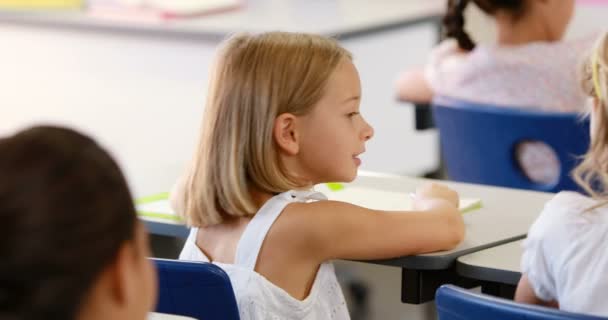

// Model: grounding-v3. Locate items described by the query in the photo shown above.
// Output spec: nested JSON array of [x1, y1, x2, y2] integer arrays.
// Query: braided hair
[[443, 0, 525, 51]]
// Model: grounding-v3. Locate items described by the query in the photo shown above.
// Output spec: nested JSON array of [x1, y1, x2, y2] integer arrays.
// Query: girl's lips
[[353, 157, 362, 166]]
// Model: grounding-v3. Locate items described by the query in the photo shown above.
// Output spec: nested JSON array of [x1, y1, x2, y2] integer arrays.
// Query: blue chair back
[[436, 285, 608, 320], [431, 97, 590, 192], [152, 258, 240, 320]]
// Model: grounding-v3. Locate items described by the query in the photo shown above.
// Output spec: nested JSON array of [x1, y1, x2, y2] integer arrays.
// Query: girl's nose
[[362, 120, 374, 141]]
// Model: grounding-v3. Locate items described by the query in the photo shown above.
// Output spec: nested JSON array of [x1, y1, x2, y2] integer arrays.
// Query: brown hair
[[444, 0, 525, 51], [574, 32, 608, 199], [0, 126, 137, 320], [177, 32, 352, 227]]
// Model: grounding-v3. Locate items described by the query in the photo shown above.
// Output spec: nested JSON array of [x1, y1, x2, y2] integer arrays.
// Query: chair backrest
[[431, 97, 590, 192], [152, 258, 240, 320], [436, 285, 608, 320]]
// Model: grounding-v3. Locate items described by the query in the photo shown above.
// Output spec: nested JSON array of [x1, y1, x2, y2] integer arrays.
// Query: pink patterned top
[[425, 37, 594, 185], [425, 37, 594, 112]]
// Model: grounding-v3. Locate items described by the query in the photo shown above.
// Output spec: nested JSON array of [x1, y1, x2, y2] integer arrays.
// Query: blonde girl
[[515, 32, 608, 317], [173, 32, 465, 319]]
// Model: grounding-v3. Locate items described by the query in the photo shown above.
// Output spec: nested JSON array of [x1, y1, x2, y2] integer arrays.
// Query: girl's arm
[[289, 183, 465, 262], [515, 275, 559, 308], [396, 68, 434, 103]]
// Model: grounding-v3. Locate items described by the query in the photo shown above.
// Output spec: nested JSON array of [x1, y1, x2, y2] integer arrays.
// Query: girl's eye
[[348, 112, 360, 117]]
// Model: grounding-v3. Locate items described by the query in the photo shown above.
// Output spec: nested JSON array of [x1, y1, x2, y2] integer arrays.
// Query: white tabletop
[[456, 240, 523, 285], [148, 312, 196, 320], [0, 0, 444, 40]]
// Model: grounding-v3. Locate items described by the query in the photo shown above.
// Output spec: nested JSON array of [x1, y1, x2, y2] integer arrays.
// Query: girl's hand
[[413, 183, 459, 209]]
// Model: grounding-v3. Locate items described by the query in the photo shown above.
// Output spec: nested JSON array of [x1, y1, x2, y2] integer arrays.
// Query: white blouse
[[179, 190, 350, 320], [521, 191, 608, 316]]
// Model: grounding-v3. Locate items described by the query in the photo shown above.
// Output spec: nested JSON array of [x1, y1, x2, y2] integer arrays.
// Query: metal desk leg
[[401, 267, 479, 304], [481, 282, 517, 300]]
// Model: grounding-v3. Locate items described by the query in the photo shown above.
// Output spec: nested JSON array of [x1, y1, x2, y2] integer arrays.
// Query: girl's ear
[[109, 242, 135, 307], [273, 113, 300, 156]]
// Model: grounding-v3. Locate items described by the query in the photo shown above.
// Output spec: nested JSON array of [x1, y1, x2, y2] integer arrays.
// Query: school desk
[[0, 0, 444, 39], [347, 172, 550, 304], [139, 171, 553, 304]]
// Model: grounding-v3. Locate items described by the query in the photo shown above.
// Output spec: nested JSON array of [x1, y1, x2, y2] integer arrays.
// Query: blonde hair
[[574, 32, 608, 199], [180, 32, 352, 227]]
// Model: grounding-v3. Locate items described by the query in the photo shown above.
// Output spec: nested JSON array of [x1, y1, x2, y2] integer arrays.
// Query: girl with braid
[[397, 0, 596, 185]]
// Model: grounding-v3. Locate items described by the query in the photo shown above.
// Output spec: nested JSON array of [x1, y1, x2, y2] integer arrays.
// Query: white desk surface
[[456, 240, 523, 285], [148, 312, 196, 320], [0, 0, 444, 40], [141, 171, 553, 270]]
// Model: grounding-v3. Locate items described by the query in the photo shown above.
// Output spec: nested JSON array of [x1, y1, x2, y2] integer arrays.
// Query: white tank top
[[178, 190, 350, 320]]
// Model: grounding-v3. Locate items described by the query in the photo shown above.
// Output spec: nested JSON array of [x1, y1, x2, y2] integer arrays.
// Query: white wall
[[1, 25, 211, 196]]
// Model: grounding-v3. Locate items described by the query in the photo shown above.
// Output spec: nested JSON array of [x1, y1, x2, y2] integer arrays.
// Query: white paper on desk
[[315, 185, 480, 213]]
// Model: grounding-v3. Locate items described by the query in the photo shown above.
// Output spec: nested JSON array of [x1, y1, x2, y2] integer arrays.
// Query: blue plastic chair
[[431, 97, 590, 192], [152, 258, 240, 320], [436, 285, 607, 320]]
